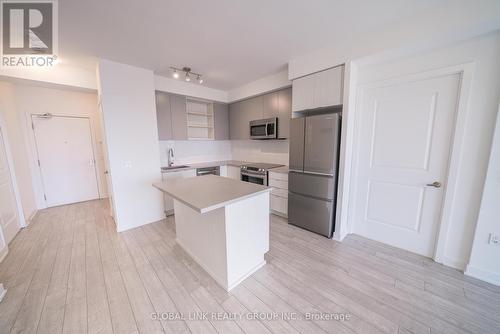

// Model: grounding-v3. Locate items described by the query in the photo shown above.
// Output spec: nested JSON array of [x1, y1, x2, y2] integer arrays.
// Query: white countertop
[[269, 166, 289, 174], [153, 175, 272, 213]]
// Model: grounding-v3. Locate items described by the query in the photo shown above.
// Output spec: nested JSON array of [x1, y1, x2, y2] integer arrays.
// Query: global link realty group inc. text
[[151, 311, 352, 322]]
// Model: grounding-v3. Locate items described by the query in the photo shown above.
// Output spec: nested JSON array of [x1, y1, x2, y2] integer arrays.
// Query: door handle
[[426, 181, 442, 188]]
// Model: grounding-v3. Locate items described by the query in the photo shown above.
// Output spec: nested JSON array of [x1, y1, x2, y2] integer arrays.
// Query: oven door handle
[[241, 171, 266, 178]]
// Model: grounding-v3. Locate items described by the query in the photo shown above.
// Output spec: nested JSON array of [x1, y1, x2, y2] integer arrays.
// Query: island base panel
[[173, 192, 270, 291]]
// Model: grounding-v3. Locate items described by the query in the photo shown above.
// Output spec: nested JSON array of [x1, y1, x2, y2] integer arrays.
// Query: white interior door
[[0, 126, 21, 245], [33, 115, 99, 207], [353, 73, 460, 257]]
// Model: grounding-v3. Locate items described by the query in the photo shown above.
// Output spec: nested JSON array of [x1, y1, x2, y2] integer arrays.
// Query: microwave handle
[[265, 123, 269, 136]]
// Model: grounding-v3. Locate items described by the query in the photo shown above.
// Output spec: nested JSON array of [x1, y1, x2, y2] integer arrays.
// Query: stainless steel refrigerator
[[288, 112, 341, 238]]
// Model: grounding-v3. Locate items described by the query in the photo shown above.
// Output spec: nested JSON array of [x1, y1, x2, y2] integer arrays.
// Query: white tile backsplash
[[231, 140, 289, 165], [159, 140, 232, 165], [159, 139, 289, 166]]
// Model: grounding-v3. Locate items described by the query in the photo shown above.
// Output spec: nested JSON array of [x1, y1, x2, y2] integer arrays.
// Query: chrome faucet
[[167, 148, 174, 167]]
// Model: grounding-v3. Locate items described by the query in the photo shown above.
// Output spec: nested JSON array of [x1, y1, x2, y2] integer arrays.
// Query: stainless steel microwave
[[250, 117, 278, 139]]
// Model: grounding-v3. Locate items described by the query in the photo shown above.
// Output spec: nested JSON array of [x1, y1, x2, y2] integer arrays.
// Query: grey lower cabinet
[[155, 91, 173, 140], [214, 102, 229, 140], [170, 94, 188, 140]]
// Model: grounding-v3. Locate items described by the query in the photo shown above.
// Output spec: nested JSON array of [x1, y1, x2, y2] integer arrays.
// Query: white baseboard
[[270, 210, 287, 219], [442, 256, 467, 271], [0, 284, 6, 302], [465, 265, 500, 286], [0, 247, 8, 263], [26, 210, 38, 226]]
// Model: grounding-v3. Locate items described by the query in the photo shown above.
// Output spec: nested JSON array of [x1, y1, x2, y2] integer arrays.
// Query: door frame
[[348, 62, 474, 265], [29, 113, 101, 208], [0, 112, 27, 233]]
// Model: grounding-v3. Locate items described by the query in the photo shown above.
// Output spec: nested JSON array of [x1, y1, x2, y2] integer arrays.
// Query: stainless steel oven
[[250, 117, 278, 139], [240, 163, 284, 186], [240, 167, 267, 185]]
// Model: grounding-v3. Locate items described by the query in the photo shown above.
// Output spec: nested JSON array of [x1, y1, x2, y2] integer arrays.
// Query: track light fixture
[[170, 66, 203, 84]]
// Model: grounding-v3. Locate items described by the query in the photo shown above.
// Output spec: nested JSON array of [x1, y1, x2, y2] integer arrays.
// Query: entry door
[[0, 126, 21, 245], [33, 115, 99, 207], [353, 73, 460, 257]]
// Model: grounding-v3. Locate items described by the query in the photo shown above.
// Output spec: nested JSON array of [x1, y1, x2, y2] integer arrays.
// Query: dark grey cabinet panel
[[170, 94, 187, 140], [228, 88, 291, 140], [214, 103, 229, 140], [278, 87, 292, 138], [243, 95, 263, 123], [155, 91, 172, 140], [229, 101, 245, 139], [262, 92, 278, 119]]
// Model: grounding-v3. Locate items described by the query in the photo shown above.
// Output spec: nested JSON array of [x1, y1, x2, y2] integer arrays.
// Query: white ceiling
[[59, 0, 486, 90]]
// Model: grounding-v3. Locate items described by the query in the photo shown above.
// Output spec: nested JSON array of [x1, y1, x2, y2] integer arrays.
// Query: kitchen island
[[153, 175, 271, 291]]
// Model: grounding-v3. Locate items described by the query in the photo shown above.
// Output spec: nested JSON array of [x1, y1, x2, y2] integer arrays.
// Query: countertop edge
[[153, 182, 272, 214], [161, 160, 248, 174]]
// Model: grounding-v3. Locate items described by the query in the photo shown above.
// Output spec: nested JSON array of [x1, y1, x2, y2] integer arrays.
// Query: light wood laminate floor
[[0, 200, 499, 334]]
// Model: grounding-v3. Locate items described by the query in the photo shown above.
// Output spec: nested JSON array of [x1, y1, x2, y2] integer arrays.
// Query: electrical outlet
[[488, 233, 499, 245]]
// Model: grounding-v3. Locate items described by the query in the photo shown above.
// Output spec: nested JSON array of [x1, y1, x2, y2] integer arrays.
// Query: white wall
[[158, 140, 232, 166], [466, 107, 500, 285], [0, 82, 37, 221], [155, 75, 228, 102], [0, 63, 98, 90], [97, 59, 164, 232], [0, 80, 107, 220], [14, 84, 107, 208], [227, 70, 291, 103], [288, 1, 500, 79], [354, 31, 500, 270]]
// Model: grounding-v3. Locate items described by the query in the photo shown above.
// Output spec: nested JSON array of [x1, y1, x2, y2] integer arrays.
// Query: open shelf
[[186, 99, 214, 140]]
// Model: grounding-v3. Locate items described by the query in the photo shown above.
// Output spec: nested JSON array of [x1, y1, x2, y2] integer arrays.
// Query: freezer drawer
[[288, 192, 334, 238], [288, 171, 335, 200]]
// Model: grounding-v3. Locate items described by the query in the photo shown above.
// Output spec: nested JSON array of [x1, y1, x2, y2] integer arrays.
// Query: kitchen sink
[[161, 165, 189, 171]]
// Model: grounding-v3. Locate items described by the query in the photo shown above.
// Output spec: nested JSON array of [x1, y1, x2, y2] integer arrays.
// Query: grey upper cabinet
[[292, 65, 344, 112], [244, 95, 264, 122], [229, 96, 262, 140], [214, 102, 229, 140], [262, 92, 278, 119], [278, 87, 292, 138], [229, 88, 291, 140], [155, 91, 173, 140], [170, 94, 188, 140], [229, 101, 246, 139]]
